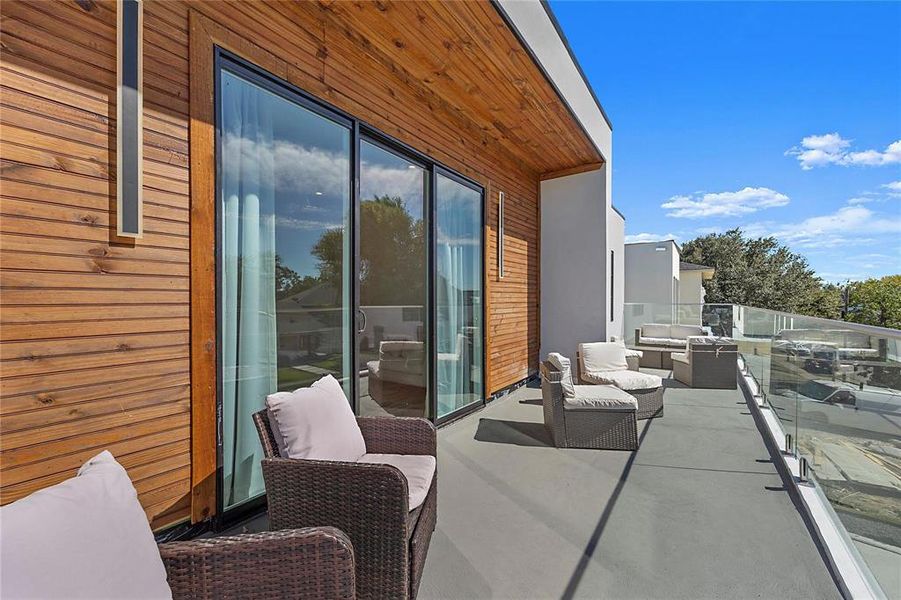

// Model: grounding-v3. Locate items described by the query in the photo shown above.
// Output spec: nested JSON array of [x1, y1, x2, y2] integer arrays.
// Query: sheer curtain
[[220, 74, 277, 508], [436, 176, 483, 417]]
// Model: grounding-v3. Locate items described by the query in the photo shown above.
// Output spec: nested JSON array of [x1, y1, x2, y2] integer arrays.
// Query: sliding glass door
[[218, 62, 352, 511], [435, 172, 484, 419], [215, 53, 485, 515], [357, 140, 429, 419]]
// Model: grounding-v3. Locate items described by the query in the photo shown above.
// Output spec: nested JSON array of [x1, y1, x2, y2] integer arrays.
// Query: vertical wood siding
[[0, 0, 595, 528]]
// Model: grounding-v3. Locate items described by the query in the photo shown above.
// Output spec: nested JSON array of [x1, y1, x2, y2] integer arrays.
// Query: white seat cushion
[[358, 453, 436, 510], [0, 451, 172, 599], [583, 369, 663, 391], [671, 352, 689, 364], [639, 336, 686, 347], [565, 385, 638, 410], [547, 352, 576, 398], [580, 342, 629, 372], [266, 374, 366, 462]]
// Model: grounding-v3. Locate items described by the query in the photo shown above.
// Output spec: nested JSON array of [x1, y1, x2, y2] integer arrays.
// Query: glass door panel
[[218, 65, 352, 511], [435, 173, 484, 418], [357, 140, 429, 418]]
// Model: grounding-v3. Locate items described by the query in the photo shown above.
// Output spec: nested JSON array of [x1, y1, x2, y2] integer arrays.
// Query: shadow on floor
[[474, 418, 553, 447]]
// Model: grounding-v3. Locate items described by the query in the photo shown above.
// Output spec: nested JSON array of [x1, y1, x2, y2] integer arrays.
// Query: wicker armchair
[[540, 362, 639, 451], [160, 527, 355, 599], [254, 411, 437, 600]]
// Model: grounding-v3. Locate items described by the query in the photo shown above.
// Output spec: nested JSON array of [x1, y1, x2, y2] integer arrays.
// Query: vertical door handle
[[357, 309, 367, 334]]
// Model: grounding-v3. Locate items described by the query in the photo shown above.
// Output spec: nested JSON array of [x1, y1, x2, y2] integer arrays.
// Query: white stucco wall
[[540, 169, 609, 363], [608, 207, 625, 339], [679, 270, 706, 305], [624, 241, 679, 306]]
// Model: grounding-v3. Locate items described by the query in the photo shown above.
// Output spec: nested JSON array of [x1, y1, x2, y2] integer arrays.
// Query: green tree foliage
[[681, 229, 842, 319], [845, 275, 901, 330], [313, 195, 424, 306]]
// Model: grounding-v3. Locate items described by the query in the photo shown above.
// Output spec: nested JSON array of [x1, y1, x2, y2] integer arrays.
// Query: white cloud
[[882, 180, 901, 196], [786, 133, 901, 169], [661, 187, 789, 218], [745, 205, 901, 250], [624, 232, 680, 244]]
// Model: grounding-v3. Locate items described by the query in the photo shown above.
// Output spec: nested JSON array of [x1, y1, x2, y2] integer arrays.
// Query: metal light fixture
[[117, 0, 143, 238]]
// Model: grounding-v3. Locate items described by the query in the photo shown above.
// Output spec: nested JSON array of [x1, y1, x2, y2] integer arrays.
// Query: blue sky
[[550, 1, 901, 283]]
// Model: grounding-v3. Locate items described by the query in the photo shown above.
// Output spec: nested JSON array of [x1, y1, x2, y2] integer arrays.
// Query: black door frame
[[213, 49, 487, 521]]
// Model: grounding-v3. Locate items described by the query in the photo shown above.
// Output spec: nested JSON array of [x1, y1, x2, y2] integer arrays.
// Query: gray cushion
[[639, 336, 685, 347], [641, 323, 671, 338], [583, 369, 663, 391], [564, 385, 638, 410], [670, 324, 707, 339], [547, 353, 576, 398]]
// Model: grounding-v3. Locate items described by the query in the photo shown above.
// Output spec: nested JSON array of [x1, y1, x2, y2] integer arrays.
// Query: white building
[[624, 240, 714, 307]]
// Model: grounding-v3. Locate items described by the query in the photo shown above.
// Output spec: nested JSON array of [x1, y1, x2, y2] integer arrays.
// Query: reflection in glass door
[[217, 63, 352, 510], [357, 140, 429, 418], [436, 172, 484, 418]]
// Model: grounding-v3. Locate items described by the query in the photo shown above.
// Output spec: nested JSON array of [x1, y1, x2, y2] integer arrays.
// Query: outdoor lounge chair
[[1, 451, 356, 600], [540, 356, 639, 451], [578, 342, 664, 419], [254, 409, 437, 599]]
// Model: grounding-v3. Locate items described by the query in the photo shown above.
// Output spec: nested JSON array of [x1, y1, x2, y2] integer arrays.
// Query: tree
[[312, 195, 425, 306], [845, 275, 901, 329], [680, 229, 841, 319]]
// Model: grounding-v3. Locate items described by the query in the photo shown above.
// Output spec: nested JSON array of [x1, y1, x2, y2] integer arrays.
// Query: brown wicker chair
[[254, 411, 437, 600], [540, 362, 639, 451], [159, 526, 355, 599]]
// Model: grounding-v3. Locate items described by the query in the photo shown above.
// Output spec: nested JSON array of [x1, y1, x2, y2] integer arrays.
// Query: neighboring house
[[678, 261, 716, 305], [0, 0, 619, 531], [624, 240, 714, 307]]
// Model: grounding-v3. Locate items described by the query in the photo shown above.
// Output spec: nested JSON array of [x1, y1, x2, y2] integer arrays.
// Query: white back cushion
[[671, 324, 706, 339], [580, 342, 629, 373], [0, 451, 171, 599], [266, 374, 366, 462], [641, 323, 671, 338], [546, 352, 576, 398]]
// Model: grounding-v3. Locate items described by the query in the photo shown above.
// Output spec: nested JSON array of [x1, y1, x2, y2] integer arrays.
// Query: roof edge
[[490, 0, 612, 162]]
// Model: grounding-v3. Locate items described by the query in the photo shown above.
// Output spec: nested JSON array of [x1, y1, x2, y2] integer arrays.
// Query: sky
[[549, 0, 901, 283]]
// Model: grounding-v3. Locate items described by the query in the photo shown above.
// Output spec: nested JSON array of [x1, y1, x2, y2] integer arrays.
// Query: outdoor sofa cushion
[[358, 453, 436, 510], [266, 374, 367, 462], [637, 336, 687, 347], [580, 342, 629, 372], [670, 352, 689, 365], [547, 352, 576, 398], [670, 324, 707, 339], [583, 369, 663, 391], [564, 385, 638, 410], [0, 451, 172, 599], [641, 323, 672, 338]]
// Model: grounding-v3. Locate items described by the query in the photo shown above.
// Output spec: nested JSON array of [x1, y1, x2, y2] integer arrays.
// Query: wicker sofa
[[255, 411, 436, 599], [540, 360, 639, 451], [160, 527, 356, 599], [634, 323, 709, 348]]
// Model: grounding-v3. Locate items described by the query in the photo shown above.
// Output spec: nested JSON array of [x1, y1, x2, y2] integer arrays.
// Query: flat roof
[[680, 261, 715, 272], [493, 0, 612, 163]]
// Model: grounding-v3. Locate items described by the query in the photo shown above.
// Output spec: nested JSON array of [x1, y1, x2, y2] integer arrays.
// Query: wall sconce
[[498, 191, 505, 279], [117, 0, 143, 238]]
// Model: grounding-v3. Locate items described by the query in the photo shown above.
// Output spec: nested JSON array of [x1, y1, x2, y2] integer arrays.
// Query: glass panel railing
[[690, 304, 901, 596], [625, 302, 899, 595]]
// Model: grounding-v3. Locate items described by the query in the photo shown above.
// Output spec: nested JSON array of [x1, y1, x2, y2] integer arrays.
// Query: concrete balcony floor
[[227, 370, 841, 598], [418, 371, 841, 599]]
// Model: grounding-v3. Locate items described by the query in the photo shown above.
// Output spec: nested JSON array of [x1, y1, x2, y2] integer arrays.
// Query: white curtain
[[436, 178, 483, 417], [220, 75, 277, 508]]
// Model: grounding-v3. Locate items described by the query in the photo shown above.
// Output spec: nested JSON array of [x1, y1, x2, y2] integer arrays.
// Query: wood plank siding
[[0, 0, 601, 528]]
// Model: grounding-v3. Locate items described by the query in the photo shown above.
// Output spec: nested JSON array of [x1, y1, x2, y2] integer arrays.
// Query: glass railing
[[625, 303, 901, 597]]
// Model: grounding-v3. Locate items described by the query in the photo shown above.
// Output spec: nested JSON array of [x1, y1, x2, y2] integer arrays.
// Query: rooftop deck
[[418, 371, 840, 599], [230, 370, 841, 598]]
